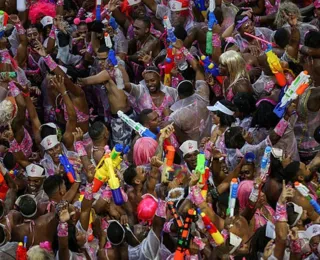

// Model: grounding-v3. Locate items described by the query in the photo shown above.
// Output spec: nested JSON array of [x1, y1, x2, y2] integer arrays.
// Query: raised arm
[[141, 0, 157, 14], [78, 70, 111, 86]]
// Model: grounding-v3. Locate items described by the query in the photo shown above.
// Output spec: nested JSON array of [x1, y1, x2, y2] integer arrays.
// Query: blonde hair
[[27, 246, 54, 260], [275, 1, 302, 28], [0, 99, 17, 126], [219, 50, 249, 86]]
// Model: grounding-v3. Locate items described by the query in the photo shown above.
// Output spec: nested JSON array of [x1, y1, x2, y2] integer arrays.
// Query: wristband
[[163, 219, 173, 233], [189, 185, 205, 206], [86, 43, 93, 55], [22, 92, 30, 97], [57, 221, 68, 237], [274, 118, 289, 137], [49, 25, 56, 40], [56, 0, 64, 6], [43, 55, 58, 71], [275, 202, 287, 222], [155, 199, 166, 218], [193, 236, 205, 250], [8, 82, 21, 97], [290, 239, 301, 253], [84, 182, 93, 200], [15, 23, 26, 35], [212, 33, 221, 48], [180, 47, 194, 62], [74, 141, 87, 157]]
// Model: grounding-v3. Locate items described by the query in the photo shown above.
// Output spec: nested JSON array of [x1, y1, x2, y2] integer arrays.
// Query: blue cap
[[245, 152, 255, 163]]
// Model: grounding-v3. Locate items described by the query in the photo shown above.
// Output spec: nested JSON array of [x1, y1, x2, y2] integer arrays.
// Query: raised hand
[[50, 75, 66, 94], [278, 180, 294, 205], [9, 14, 20, 24], [33, 40, 47, 56]]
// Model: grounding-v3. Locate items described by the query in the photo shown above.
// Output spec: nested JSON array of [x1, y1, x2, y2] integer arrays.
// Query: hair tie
[[74, 17, 92, 25]]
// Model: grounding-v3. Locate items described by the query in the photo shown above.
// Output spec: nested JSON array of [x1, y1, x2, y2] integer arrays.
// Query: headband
[[26, 163, 46, 178], [15, 194, 38, 218], [73, 17, 93, 25], [40, 135, 59, 151], [177, 80, 192, 90], [235, 16, 249, 30], [207, 101, 235, 116], [287, 202, 303, 227], [142, 69, 161, 77]]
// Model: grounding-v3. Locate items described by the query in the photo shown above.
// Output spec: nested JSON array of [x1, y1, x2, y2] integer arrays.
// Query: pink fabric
[[28, 2, 56, 24], [265, 0, 281, 15], [238, 180, 254, 210], [8, 127, 33, 158], [62, 103, 90, 123], [275, 203, 287, 222], [133, 137, 158, 166]]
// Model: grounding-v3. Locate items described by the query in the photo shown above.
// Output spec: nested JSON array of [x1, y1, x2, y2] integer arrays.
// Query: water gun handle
[[96, 0, 101, 21], [59, 155, 76, 183], [108, 49, 118, 67], [141, 128, 157, 140], [106, 159, 124, 206]]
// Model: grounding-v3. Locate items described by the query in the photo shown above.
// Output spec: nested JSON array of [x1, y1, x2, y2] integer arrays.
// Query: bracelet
[[212, 33, 221, 48], [43, 55, 58, 71], [57, 221, 68, 237], [15, 23, 26, 35], [189, 185, 205, 206], [84, 182, 93, 200], [49, 25, 56, 40], [62, 90, 68, 97], [86, 43, 93, 55], [274, 118, 289, 137], [275, 202, 287, 222], [74, 141, 87, 157]]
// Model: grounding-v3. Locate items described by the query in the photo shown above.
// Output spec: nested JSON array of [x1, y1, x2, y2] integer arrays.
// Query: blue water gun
[[227, 178, 238, 217], [59, 154, 76, 184], [109, 17, 118, 30], [206, 0, 217, 55], [96, 0, 101, 21], [194, 0, 206, 18], [108, 49, 118, 67], [163, 16, 176, 44], [200, 56, 219, 77]]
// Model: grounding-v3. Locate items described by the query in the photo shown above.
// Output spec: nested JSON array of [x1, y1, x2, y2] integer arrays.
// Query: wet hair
[[89, 121, 106, 141], [3, 152, 16, 170], [287, 203, 300, 227], [274, 28, 290, 49], [107, 221, 125, 245], [224, 126, 246, 149], [275, 2, 301, 28], [214, 100, 236, 127], [174, 25, 187, 41], [18, 196, 37, 217], [98, 44, 110, 54], [139, 109, 153, 125], [123, 165, 137, 186], [135, 16, 151, 29], [40, 125, 57, 139], [177, 80, 194, 98], [233, 92, 256, 117], [251, 101, 280, 129], [248, 225, 271, 260], [283, 161, 300, 183], [305, 30, 320, 48], [43, 175, 64, 197]]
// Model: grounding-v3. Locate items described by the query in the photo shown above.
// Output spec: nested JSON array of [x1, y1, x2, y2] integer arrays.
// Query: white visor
[[207, 101, 235, 116], [127, 0, 141, 6], [26, 163, 46, 178], [169, 0, 189, 11], [40, 135, 59, 151]]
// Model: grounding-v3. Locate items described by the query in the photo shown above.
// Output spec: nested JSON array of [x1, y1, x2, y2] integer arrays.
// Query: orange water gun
[[265, 46, 286, 87]]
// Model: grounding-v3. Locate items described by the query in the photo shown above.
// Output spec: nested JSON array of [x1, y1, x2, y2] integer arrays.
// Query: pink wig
[[237, 180, 254, 211], [133, 137, 158, 166], [29, 2, 56, 24]]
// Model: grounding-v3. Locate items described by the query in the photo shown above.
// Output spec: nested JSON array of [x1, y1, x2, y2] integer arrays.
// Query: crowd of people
[[1, 0, 320, 259]]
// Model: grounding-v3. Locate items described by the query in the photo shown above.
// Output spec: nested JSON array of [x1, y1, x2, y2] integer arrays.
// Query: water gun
[[161, 146, 176, 183], [164, 46, 175, 86], [96, 0, 101, 21], [227, 178, 238, 217], [265, 45, 286, 88], [200, 56, 223, 84], [195, 153, 209, 199], [259, 146, 272, 182], [16, 236, 27, 260], [194, 0, 206, 18], [108, 49, 118, 67], [163, 16, 176, 44], [197, 208, 224, 245], [273, 71, 310, 118], [59, 154, 76, 184], [117, 111, 157, 140], [92, 144, 124, 192], [109, 17, 118, 30], [88, 210, 94, 242], [206, 0, 217, 55], [168, 201, 183, 228], [104, 32, 112, 48], [105, 157, 124, 206], [174, 208, 196, 260], [295, 182, 320, 214], [0, 11, 8, 38]]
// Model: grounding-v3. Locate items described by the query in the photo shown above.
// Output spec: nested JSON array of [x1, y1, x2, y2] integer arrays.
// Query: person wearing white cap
[[305, 224, 320, 259], [25, 163, 49, 204], [179, 140, 199, 171]]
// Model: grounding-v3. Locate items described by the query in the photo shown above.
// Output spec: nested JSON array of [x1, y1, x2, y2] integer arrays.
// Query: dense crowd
[[1, 0, 320, 259]]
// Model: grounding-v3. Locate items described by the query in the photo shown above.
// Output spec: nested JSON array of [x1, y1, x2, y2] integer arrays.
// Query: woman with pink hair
[[133, 137, 158, 166], [238, 180, 275, 232]]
